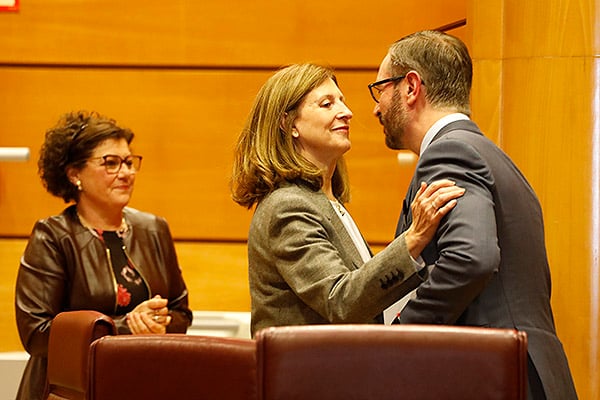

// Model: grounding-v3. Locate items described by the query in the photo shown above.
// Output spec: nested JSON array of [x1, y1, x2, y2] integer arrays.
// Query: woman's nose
[[339, 104, 353, 120]]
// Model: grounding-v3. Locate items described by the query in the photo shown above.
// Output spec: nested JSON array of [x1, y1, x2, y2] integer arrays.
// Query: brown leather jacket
[[15, 205, 192, 400]]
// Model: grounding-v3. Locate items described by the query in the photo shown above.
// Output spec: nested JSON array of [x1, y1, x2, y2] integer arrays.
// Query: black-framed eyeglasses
[[368, 76, 405, 103], [89, 154, 143, 174]]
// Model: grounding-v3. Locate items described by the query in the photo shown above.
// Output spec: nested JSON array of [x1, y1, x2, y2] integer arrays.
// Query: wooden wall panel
[[0, 67, 266, 240], [0, 0, 469, 243], [0, 68, 412, 242], [468, 0, 599, 398], [0, 0, 467, 67], [502, 56, 596, 400], [173, 242, 251, 311], [0, 239, 24, 352], [502, 1, 597, 58]]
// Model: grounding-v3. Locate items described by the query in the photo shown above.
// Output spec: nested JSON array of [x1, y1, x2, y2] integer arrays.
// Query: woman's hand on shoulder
[[405, 179, 465, 259]]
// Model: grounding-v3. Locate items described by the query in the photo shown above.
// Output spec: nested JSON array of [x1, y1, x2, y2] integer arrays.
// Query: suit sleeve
[[398, 137, 501, 324], [256, 191, 423, 323]]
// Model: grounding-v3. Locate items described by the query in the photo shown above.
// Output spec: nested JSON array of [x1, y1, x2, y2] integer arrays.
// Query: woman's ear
[[280, 113, 288, 132], [281, 112, 299, 138], [66, 167, 80, 186]]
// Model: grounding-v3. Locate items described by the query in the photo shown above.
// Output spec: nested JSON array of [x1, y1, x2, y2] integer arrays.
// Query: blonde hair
[[231, 63, 350, 208]]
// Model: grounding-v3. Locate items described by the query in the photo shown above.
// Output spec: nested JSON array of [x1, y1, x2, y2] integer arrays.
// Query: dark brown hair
[[38, 110, 134, 202], [389, 30, 472, 115]]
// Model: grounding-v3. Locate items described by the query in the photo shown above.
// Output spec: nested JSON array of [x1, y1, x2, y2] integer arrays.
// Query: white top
[[330, 200, 371, 263], [330, 200, 421, 324]]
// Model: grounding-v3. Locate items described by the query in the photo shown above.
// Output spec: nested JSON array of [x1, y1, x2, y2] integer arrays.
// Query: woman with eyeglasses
[[14, 111, 192, 400], [231, 63, 464, 336]]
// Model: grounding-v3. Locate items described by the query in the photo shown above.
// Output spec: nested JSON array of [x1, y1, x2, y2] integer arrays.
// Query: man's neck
[[411, 109, 463, 154]]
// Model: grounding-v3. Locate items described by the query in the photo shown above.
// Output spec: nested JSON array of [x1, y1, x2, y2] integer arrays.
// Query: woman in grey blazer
[[231, 64, 464, 335]]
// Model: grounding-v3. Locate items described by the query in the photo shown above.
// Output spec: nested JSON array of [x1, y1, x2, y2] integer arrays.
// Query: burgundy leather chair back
[[88, 334, 257, 400], [256, 324, 528, 400], [47, 310, 116, 400]]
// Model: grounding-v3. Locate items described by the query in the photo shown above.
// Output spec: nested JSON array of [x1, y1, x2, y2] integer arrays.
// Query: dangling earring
[[76, 180, 82, 191]]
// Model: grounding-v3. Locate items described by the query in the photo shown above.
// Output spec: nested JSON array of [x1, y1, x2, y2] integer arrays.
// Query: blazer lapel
[[311, 190, 366, 270], [396, 175, 417, 238]]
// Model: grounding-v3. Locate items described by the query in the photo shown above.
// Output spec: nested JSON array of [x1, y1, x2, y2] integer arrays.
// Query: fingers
[[126, 311, 148, 334], [405, 179, 465, 259], [417, 180, 465, 212], [432, 187, 465, 210], [435, 198, 458, 216], [149, 312, 172, 325], [130, 295, 168, 314], [420, 179, 456, 199], [413, 181, 429, 200], [140, 312, 169, 333], [126, 310, 170, 334], [146, 295, 168, 310]]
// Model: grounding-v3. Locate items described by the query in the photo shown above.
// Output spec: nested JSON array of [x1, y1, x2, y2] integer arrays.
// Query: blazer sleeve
[[398, 137, 501, 324], [155, 217, 192, 333], [15, 221, 68, 357], [127, 213, 192, 333], [254, 189, 423, 323]]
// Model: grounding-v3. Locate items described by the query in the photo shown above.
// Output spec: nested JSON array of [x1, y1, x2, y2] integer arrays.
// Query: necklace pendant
[[333, 201, 345, 216]]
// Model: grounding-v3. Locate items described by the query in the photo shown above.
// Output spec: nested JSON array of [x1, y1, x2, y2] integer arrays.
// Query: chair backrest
[[47, 310, 116, 400], [256, 324, 528, 400], [88, 334, 257, 400]]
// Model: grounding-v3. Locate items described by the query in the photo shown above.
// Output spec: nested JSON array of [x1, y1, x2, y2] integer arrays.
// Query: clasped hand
[[126, 294, 172, 334]]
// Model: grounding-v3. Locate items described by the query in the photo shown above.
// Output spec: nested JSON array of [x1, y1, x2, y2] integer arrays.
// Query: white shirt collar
[[419, 113, 470, 156]]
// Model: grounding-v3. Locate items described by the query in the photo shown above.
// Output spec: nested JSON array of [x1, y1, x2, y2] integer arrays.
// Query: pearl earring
[[76, 180, 82, 191]]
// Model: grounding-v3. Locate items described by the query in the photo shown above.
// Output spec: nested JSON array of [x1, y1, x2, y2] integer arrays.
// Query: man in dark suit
[[370, 30, 577, 400]]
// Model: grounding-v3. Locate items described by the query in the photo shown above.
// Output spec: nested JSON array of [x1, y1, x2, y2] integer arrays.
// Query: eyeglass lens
[[102, 155, 142, 173], [371, 86, 384, 103]]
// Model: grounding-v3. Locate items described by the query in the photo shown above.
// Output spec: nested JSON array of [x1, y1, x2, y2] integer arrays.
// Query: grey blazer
[[396, 120, 577, 400], [248, 181, 423, 336]]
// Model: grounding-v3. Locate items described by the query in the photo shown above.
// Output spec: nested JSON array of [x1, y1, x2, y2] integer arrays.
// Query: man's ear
[[405, 70, 424, 103]]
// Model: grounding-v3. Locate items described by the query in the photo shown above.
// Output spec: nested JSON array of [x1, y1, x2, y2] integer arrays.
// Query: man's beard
[[380, 90, 409, 150]]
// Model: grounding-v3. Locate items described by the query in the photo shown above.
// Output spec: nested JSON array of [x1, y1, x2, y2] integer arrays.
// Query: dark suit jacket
[[396, 120, 577, 400], [248, 181, 423, 336]]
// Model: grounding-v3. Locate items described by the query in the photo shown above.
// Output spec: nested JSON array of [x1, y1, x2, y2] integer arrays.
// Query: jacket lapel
[[310, 189, 366, 270]]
